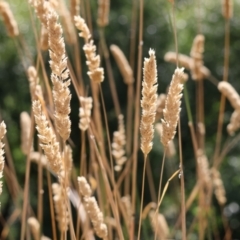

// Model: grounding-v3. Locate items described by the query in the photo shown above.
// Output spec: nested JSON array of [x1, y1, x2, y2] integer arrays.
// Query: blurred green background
[[1, 0, 240, 239]]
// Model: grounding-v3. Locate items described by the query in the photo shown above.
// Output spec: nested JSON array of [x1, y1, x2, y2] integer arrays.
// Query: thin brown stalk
[[131, 0, 144, 238], [178, 118, 186, 240], [213, 16, 231, 165], [20, 112, 35, 240], [137, 156, 147, 240]]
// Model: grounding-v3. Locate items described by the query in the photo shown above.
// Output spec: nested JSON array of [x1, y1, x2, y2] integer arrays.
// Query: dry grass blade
[[0, 121, 7, 196], [161, 68, 184, 147]]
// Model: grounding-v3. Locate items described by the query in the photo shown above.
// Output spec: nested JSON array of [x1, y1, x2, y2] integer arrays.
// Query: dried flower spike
[[79, 96, 93, 131], [227, 110, 240, 136], [97, 0, 110, 27], [112, 114, 127, 171], [20, 112, 32, 155], [48, 9, 72, 141], [218, 81, 240, 111], [0, 1, 19, 37], [32, 100, 62, 174], [74, 15, 104, 83], [140, 49, 158, 156], [161, 68, 184, 147], [110, 44, 134, 85]]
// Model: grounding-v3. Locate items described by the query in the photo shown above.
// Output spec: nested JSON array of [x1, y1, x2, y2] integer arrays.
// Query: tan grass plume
[[32, 100, 62, 174], [74, 15, 104, 83], [140, 49, 158, 156], [27, 217, 40, 240], [211, 168, 227, 206], [78, 96, 93, 131], [78, 176, 108, 239], [227, 110, 240, 136], [20, 112, 32, 155], [48, 9, 72, 141], [0, 1, 19, 37], [161, 68, 184, 147], [190, 34, 205, 81], [218, 81, 240, 111], [110, 44, 134, 85], [52, 183, 69, 232], [97, 0, 110, 27], [112, 114, 127, 171]]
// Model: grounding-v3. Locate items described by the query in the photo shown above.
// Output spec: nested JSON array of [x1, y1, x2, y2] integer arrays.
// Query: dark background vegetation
[[1, 0, 240, 239]]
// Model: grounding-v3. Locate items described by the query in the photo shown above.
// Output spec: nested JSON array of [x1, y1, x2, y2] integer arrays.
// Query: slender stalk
[[46, 171, 57, 240], [99, 28, 121, 117], [154, 151, 166, 240], [178, 118, 186, 240], [20, 112, 35, 240], [137, 155, 147, 240], [213, 18, 230, 164], [131, 0, 144, 238]]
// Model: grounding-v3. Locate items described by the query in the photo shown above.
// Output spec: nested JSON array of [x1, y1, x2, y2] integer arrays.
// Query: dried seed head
[[28, 217, 40, 240], [79, 96, 93, 131], [97, 0, 110, 27], [110, 44, 134, 84], [190, 35, 205, 81], [211, 168, 227, 206], [52, 183, 69, 232], [140, 49, 158, 156], [32, 100, 62, 175], [161, 68, 184, 147], [20, 112, 32, 155], [149, 210, 169, 239], [78, 176, 92, 197], [227, 110, 240, 136], [0, 1, 19, 37], [218, 81, 240, 111], [27, 66, 39, 100], [155, 123, 176, 158], [112, 114, 127, 171]]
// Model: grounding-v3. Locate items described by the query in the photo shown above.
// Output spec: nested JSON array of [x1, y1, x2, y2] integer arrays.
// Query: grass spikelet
[[40, 26, 48, 51], [140, 49, 158, 156], [27, 217, 40, 240], [74, 15, 104, 83], [112, 114, 127, 171], [48, 9, 72, 141], [155, 123, 176, 158], [52, 183, 69, 232], [78, 176, 108, 239], [161, 68, 184, 147], [211, 168, 227, 206], [227, 110, 240, 135], [149, 210, 169, 239], [27, 66, 39, 100], [0, 1, 19, 37], [218, 81, 240, 110], [222, 0, 233, 19], [196, 149, 211, 190], [164, 52, 210, 79], [79, 96, 93, 131], [20, 112, 32, 155], [110, 44, 134, 85], [32, 100, 62, 174], [97, 0, 110, 27], [0, 121, 7, 196], [70, 0, 80, 18], [190, 34, 205, 81]]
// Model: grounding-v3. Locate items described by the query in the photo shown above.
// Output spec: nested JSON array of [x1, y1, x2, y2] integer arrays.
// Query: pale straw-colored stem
[[131, 1, 144, 239], [213, 16, 230, 165], [137, 155, 147, 240]]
